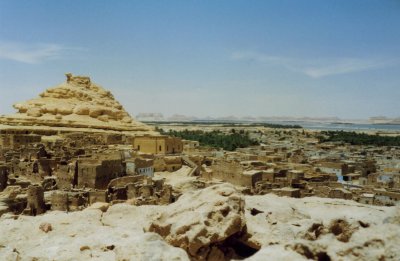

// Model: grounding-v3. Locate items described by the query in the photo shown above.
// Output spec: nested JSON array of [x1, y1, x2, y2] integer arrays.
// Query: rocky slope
[[244, 194, 400, 260], [0, 73, 156, 134], [0, 183, 399, 261]]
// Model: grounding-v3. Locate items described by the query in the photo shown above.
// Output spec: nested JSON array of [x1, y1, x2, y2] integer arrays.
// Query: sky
[[0, 0, 399, 119]]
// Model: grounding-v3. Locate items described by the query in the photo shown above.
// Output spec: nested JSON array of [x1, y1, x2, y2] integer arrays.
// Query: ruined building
[[23, 184, 46, 216], [133, 135, 182, 154]]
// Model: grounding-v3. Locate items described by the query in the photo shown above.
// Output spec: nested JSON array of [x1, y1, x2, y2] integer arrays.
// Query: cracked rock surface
[[0, 184, 399, 261], [244, 194, 400, 261], [0, 73, 157, 134], [0, 205, 188, 260], [148, 184, 245, 259]]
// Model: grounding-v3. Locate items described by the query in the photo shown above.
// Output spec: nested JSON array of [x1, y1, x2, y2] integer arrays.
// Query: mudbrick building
[[0, 74, 188, 216]]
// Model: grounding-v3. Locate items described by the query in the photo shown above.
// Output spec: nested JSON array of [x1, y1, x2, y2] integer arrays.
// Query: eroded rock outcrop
[[13, 73, 129, 121], [0, 204, 189, 260], [0, 73, 157, 134], [148, 183, 245, 260], [244, 194, 400, 261], [0, 184, 399, 261]]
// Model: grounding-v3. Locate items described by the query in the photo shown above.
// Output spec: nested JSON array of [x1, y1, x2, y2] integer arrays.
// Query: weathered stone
[[244, 194, 400, 261], [148, 184, 245, 257], [26, 107, 42, 117], [87, 202, 109, 212], [0, 73, 158, 135], [39, 222, 52, 233], [0, 205, 189, 260], [0, 184, 399, 260]]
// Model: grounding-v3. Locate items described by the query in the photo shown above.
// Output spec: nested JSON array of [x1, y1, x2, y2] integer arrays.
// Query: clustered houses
[[0, 74, 193, 217], [0, 132, 185, 216], [159, 124, 400, 206], [1, 122, 399, 217]]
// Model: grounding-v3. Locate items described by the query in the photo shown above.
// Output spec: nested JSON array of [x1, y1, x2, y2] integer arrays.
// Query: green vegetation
[[158, 128, 259, 151], [147, 121, 302, 129], [318, 131, 400, 146]]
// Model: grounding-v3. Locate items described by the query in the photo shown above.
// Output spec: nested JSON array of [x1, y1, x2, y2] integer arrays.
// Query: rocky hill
[[0, 73, 157, 134]]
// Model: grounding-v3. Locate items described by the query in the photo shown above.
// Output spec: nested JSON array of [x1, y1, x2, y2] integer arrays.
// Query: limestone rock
[[87, 202, 109, 212], [73, 105, 90, 115], [148, 183, 245, 258], [13, 103, 28, 113], [102, 203, 163, 231], [39, 222, 52, 233], [0, 202, 9, 216], [0, 185, 23, 200], [244, 245, 307, 261], [243, 194, 400, 261], [26, 107, 42, 117], [0, 184, 398, 261], [0, 206, 189, 260], [0, 73, 157, 134], [98, 115, 109, 122]]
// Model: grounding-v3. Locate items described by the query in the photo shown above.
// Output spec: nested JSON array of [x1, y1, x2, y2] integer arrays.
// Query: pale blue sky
[[0, 0, 399, 119]]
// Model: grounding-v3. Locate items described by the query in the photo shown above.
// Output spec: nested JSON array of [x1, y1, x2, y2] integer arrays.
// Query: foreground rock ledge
[[0, 183, 399, 261], [244, 194, 400, 260], [148, 184, 245, 259]]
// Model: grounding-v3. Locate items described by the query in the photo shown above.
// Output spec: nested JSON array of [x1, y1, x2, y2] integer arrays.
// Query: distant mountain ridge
[[136, 113, 376, 124], [369, 116, 400, 125]]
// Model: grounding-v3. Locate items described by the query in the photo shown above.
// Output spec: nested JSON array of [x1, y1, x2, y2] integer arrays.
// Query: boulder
[[148, 184, 245, 258], [243, 194, 400, 260]]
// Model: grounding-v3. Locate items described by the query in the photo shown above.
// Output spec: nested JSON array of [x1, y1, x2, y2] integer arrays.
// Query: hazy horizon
[[133, 112, 395, 122], [0, 1, 399, 119]]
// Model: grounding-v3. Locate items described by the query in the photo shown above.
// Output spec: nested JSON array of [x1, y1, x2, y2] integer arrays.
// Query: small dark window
[[159, 145, 162, 151]]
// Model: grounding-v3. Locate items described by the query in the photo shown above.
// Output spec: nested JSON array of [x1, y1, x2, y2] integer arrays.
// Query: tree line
[[157, 128, 259, 151], [148, 121, 302, 129], [318, 131, 400, 146]]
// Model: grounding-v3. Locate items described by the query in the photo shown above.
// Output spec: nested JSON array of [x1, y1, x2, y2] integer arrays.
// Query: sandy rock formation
[[148, 183, 245, 260], [0, 204, 189, 260], [13, 73, 130, 121], [243, 194, 400, 260], [0, 73, 156, 134], [0, 184, 399, 261]]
